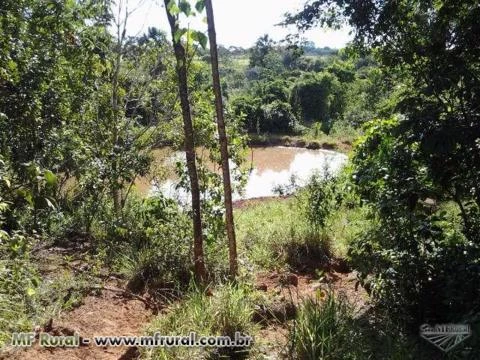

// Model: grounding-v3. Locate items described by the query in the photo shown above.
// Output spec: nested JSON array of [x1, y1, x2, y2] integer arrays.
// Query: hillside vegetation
[[1, 0, 479, 359]]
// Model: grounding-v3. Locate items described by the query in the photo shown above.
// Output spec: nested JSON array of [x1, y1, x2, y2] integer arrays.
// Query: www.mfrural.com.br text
[[11, 332, 253, 348]]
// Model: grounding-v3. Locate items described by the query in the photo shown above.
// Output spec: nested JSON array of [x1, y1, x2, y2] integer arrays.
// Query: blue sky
[[122, 0, 352, 48]]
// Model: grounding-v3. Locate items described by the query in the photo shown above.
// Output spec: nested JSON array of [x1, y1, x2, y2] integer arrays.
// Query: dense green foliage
[[1, 0, 479, 358], [0, 0, 243, 343], [285, 0, 480, 355], [350, 119, 480, 327], [221, 35, 390, 138]]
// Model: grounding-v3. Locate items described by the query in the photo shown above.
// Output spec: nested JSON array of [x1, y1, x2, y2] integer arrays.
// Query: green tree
[[163, 0, 208, 283], [205, 0, 238, 278], [290, 72, 344, 133], [287, 0, 480, 329], [249, 34, 275, 68], [0, 0, 114, 231], [286, 1, 480, 206]]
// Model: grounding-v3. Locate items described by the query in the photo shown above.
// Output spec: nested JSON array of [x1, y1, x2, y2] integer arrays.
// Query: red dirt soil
[[2, 269, 367, 360], [255, 270, 369, 310], [4, 286, 153, 360]]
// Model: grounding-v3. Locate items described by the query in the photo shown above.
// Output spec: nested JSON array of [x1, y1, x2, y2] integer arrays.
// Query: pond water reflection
[[140, 146, 347, 202]]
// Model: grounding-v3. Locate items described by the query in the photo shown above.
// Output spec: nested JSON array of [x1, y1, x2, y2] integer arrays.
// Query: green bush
[[261, 100, 297, 134], [96, 194, 193, 292], [231, 95, 262, 133], [301, 174, 336, 232], [350, 118, 480, 328], [231, 85, 297, 134]]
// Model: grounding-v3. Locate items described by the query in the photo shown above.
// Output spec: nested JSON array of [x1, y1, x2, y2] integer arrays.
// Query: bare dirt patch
[[5, 283, 153, 360], [233, 195, 291, 209], [255, 269, 368, 309]]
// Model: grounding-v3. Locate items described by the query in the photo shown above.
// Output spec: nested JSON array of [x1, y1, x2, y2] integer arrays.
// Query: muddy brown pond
[[136, 146, 348, 202]]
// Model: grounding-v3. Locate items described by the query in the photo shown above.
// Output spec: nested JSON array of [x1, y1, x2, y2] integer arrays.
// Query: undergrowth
[[142, 283, 259, 360]]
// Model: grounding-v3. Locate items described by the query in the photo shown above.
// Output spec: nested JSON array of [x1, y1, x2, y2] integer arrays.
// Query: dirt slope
[[5, 287, 152, 360]]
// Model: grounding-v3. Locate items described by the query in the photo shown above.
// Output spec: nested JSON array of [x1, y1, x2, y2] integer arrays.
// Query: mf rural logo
[[420, 324, 471, 352]]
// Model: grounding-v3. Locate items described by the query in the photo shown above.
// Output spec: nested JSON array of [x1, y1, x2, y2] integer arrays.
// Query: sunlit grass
[[142, 283, 258, 360], [235, 191, 371, 270]]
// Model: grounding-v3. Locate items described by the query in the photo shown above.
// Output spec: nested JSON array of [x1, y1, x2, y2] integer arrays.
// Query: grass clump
[[289, 292, 360, 360], [0, 255, 39, 346], [142, 283, 258, 360], [289, 291, 445, 360]]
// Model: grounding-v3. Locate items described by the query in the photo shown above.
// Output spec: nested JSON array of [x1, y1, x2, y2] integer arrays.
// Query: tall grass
[[142, 283, 258, 360], [0, 258, 38, 346], [235, 196, 364, 272], [235, 198, 333, 272], [289, 292, 360, 360], [289, 291, 445, 360]]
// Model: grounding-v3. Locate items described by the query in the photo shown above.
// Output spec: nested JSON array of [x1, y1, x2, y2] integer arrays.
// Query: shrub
[[350, 118, 480, 328], [290, 72, 345, 133], [283, 231, 332, 273], [231, 95, 297, 134], [101, 194, 193, 292], [261, 100, 297, 133], [301, 174, 336, 232], [261, 79, 290, 103], [231, 95, 262, 133]]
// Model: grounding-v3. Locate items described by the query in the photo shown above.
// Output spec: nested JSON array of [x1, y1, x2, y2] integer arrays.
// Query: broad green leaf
[[7, 59, 17, 73], [167, 0, 180, 15], [195, 0, 205, 13], [192, 31, 208, 49], [179, 0, 192, 16], [17, 189, 33, 207], [24, 162, 40, 177], [174, 28, 187, 43], [44, 170, 57, 186]]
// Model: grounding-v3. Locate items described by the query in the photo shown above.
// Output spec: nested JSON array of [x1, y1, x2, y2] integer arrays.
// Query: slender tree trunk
[[164, 1, 207, 283], [111, 9, 125, 219], [205, 0, 238, 278]]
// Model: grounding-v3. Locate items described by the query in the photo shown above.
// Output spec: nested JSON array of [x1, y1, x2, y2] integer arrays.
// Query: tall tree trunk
[[205, 0, 238, 278], [111, 16, 123, 219], [164, 1, 207, 283]]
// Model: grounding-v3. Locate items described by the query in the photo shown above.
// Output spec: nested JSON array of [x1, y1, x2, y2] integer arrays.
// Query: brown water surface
[[136, 146, 348, 200]]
